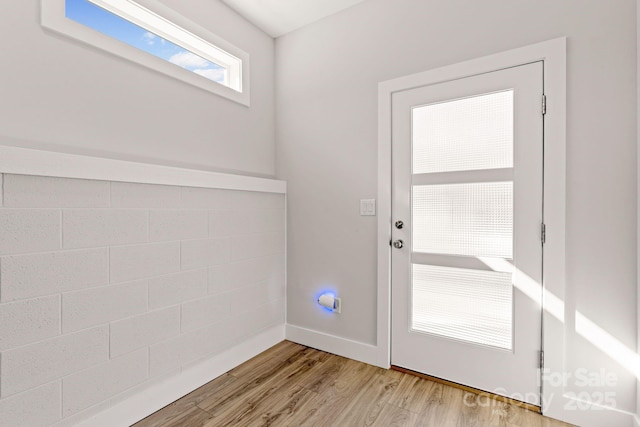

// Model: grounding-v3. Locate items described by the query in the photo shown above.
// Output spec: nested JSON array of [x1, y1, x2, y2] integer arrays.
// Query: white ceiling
[[221, 0, 367, 38]]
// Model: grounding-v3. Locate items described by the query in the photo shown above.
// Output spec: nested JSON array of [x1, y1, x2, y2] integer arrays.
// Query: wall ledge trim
[[0, 145, 286, 193], [73, 325, 285, 427], [285, 324, 386, 368]]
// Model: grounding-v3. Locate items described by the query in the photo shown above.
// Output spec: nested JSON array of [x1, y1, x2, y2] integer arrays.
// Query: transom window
[[42, 0, 250, 105]]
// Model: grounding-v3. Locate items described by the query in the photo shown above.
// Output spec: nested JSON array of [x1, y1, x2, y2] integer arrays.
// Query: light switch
[[360, 199, 376, 216]]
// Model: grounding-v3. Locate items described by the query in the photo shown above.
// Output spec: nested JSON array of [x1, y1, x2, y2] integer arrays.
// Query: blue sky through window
[[65, 0, 226, 83]]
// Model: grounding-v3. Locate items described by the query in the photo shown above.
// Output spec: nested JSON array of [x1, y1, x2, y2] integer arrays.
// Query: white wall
[[637, 0, 640, 425], [277, 0, 637, 421], [0, 1, 275, 177]]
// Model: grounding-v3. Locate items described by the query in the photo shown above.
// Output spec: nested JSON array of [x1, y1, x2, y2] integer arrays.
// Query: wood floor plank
[[278, 389, 327, 426], [371, 403, 419, 427], [301, 346, 333, 363], [202, 378, 309, 426], [456, 390, 496, 427], [198, 350, 321, 422], [413, 382, 466, 426], [177, 373, 238, 409], [156, 406, 214, 427], [210, 385, 318, 427], [132, 400, 196, 427], [389, 373, 441, 414], [132, 374, 235, 427], [295, 353, 346, 394], [332, 372, 401, 426], [132, 341, 575, 427], [487, 400, 536, 426], [196, 346, 315, 413], [251, 386, 318, 427], [227, 340, 306, 379], [292, 358, 382, 426], [383, 367, 407, 380]]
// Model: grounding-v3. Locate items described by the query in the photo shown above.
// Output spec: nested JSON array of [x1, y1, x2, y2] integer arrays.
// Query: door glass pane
[[412, 90, 513, 174], [412, 182, 513, 258], [412, 264, 513, 350]]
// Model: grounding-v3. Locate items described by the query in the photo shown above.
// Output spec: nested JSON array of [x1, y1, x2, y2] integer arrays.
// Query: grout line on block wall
[[58, 210, 63, 252], [58, 379, 63, 421], [0, 245, 115, 260], [108, 322, 113, 359], [178, 236, 183, 272], [107, 245, 111, 285], [146, 278, 150, 312], [207, 208, 211, 238], [59, 294, 63, 335], [179, 300, 184, 333], [147, 208, 151, 243]]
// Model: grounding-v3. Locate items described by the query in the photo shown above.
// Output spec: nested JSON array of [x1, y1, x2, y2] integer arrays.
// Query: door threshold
[[391, 365, 542, 414]]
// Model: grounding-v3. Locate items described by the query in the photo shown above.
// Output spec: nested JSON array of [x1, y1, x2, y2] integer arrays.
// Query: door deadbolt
[[395, 220, 404, 229], [393, 240, 404, 249]]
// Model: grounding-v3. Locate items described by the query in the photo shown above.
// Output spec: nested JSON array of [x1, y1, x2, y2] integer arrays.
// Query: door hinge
[[541, 223, 546, 245], [539, 350, 545, 369], [542, 94, 547, 115]]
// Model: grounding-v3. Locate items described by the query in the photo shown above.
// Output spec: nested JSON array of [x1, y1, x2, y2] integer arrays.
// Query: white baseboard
[[544, 394, 637, 427], [74, 325, 285, 427], [285, 324, 386, 368]]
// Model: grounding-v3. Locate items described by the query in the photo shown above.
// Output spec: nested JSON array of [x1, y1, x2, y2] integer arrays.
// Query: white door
[[391, 62, 544, 406]]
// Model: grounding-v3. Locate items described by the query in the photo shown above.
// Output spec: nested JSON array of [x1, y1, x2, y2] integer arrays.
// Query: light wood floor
[[133, 341, 575, 427]]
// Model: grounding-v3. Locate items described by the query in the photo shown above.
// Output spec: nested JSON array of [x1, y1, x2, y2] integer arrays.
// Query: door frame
[[376, 38, 566, 417]]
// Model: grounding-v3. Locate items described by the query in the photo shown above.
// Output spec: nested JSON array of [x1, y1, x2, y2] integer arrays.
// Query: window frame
[[41, 0, 250, 106]]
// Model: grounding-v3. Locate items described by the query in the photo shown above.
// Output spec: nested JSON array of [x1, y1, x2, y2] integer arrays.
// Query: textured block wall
[[0, 174, 286, 427]]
